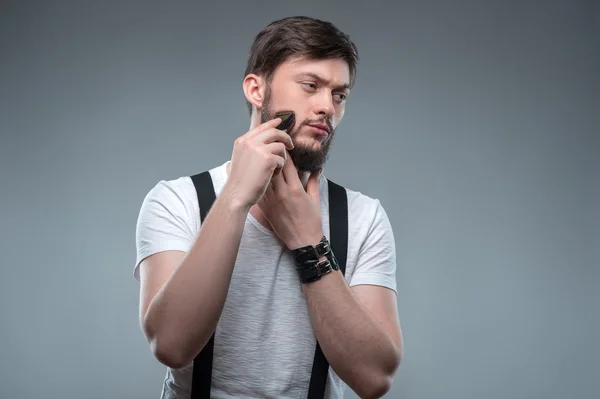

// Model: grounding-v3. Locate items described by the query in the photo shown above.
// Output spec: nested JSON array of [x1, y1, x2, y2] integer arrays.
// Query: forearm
[[302, 270, 400, 398], [144, 185, 249, 367]]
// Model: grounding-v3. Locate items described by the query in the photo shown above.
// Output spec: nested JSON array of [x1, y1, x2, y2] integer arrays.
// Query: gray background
[[1, 1, 598, 398]]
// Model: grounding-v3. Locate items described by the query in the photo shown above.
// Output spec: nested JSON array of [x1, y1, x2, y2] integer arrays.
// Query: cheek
[[333, 108, 345, 125], [273, 83, 303, 105]]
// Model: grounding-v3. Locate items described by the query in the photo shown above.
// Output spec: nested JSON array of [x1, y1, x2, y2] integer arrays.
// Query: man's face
[[260, 57, 351, 173]]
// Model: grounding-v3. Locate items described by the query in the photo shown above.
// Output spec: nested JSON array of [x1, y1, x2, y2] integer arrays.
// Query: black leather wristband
[[291, 235, 331, 262], [296, 258, 334, 283], [293, 236, 340, 283]]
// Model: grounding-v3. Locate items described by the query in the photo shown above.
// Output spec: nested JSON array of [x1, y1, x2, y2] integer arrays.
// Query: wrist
[[287, 232, 324, 251], [291, 236, 340, 284], [219, 183, 251, 214]]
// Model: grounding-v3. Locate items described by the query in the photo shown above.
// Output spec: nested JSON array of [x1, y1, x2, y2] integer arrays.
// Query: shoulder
[[136, 161, 228, 235], [133, 176, 197, 280], [139, 161, 228, 224], [143, 176, 196, 203], [333, 182, 392, 236], [329, 182, 397, 293], [138, 176, 198, 223], [135, 175, 199, 243]]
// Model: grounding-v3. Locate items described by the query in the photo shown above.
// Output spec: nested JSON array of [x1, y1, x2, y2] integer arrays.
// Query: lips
[[307, 124, 330, 135]]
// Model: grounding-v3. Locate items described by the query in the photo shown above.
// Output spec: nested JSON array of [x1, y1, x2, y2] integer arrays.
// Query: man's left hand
[[257, 154, 324, 250]]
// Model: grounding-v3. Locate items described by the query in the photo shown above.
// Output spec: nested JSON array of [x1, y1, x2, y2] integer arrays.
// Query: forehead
[[273, 56, 351, 86]]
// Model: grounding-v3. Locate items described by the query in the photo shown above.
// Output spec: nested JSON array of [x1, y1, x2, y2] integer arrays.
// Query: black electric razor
[[274, 111, 296, 133]]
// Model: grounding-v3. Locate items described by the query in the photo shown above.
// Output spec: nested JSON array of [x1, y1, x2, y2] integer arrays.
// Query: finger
[[281, 152, 302, 188], [265, 142, 287, 171], [265, 142, 287, 162], [257, 128, 294, 150], [256, 195, 269, 216], [306, 169, 322, 203], [270, 146, 288, 186], [270, 166, 285, 190], [246, 117, 282, 138]]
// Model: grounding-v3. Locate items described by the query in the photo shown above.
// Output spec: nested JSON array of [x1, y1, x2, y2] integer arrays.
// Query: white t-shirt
[[134, 160, 397, 399]]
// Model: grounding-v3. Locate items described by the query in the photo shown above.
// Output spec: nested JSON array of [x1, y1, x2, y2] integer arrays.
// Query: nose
[[313, 92, 335, 119]]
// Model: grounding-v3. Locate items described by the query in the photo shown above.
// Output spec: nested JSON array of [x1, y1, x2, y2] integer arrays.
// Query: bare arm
[[139, 188, 249, 369], [252, 147, 402, 397], [302, 271, 403, 399], [137, 117, 293, 369]]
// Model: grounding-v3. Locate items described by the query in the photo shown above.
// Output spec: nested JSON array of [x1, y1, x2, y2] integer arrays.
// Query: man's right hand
[[223, 117, 295, 209]]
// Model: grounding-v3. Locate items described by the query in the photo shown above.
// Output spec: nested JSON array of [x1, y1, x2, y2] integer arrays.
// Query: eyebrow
[[297, 72, 350, 92]]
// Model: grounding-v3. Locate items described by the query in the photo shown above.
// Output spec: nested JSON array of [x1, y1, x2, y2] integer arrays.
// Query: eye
[[334, 93, 347, 103], [303, 82, 317, 90]]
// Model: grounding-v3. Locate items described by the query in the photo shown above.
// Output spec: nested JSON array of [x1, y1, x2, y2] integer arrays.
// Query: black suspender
[[192, 171, 217, 224], [307, 178, 348, 398], [189, 171, 217, 399], [189, 170, 348, 399]]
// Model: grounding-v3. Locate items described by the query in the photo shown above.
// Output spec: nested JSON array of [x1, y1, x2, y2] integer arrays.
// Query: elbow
[[142, 315, 191, 369], [373, 374, 394, 398], [356, 351, 402, 398], [372, 346, 403, 397], [357, 375, 393, 399], [388, 344, 403, 375], [151, 338, 191, 369]]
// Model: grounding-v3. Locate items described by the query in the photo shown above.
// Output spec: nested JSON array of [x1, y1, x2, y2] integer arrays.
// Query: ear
[[242, 73, 266, 110]]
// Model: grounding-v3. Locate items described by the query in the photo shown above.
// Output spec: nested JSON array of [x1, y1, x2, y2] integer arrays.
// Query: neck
[[298, 170, 311, 188], [225, 161, 312, 233]]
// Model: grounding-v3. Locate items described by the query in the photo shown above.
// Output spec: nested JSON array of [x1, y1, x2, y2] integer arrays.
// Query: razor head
[[274, 111, 296, 133]]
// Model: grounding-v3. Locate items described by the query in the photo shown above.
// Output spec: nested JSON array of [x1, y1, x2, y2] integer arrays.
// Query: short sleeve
[[133, 180, 196, 281], [349, 200, 397, 294]]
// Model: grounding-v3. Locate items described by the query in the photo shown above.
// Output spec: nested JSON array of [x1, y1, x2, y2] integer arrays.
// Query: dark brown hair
[[243, 16, 359, 114]]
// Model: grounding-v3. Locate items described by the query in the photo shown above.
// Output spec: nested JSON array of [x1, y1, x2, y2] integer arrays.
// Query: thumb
[[306, 168, 322, 202]]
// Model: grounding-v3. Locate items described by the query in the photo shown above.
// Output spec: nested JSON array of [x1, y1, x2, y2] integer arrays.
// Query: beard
[[260, 85, 336, 173]]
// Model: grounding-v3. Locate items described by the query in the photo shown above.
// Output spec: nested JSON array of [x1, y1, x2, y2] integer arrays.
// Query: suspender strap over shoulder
[[190, 171, 216, 399], [307, 179, 348, 399], [189, 171, 348, 399], [192, 171, 217, 224]]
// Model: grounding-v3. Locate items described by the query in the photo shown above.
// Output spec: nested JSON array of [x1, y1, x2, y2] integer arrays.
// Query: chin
[[295, 134, 326, 145]]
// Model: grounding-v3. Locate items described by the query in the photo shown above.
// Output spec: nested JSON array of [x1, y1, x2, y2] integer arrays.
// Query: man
[[134, 16, 403, 399]]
